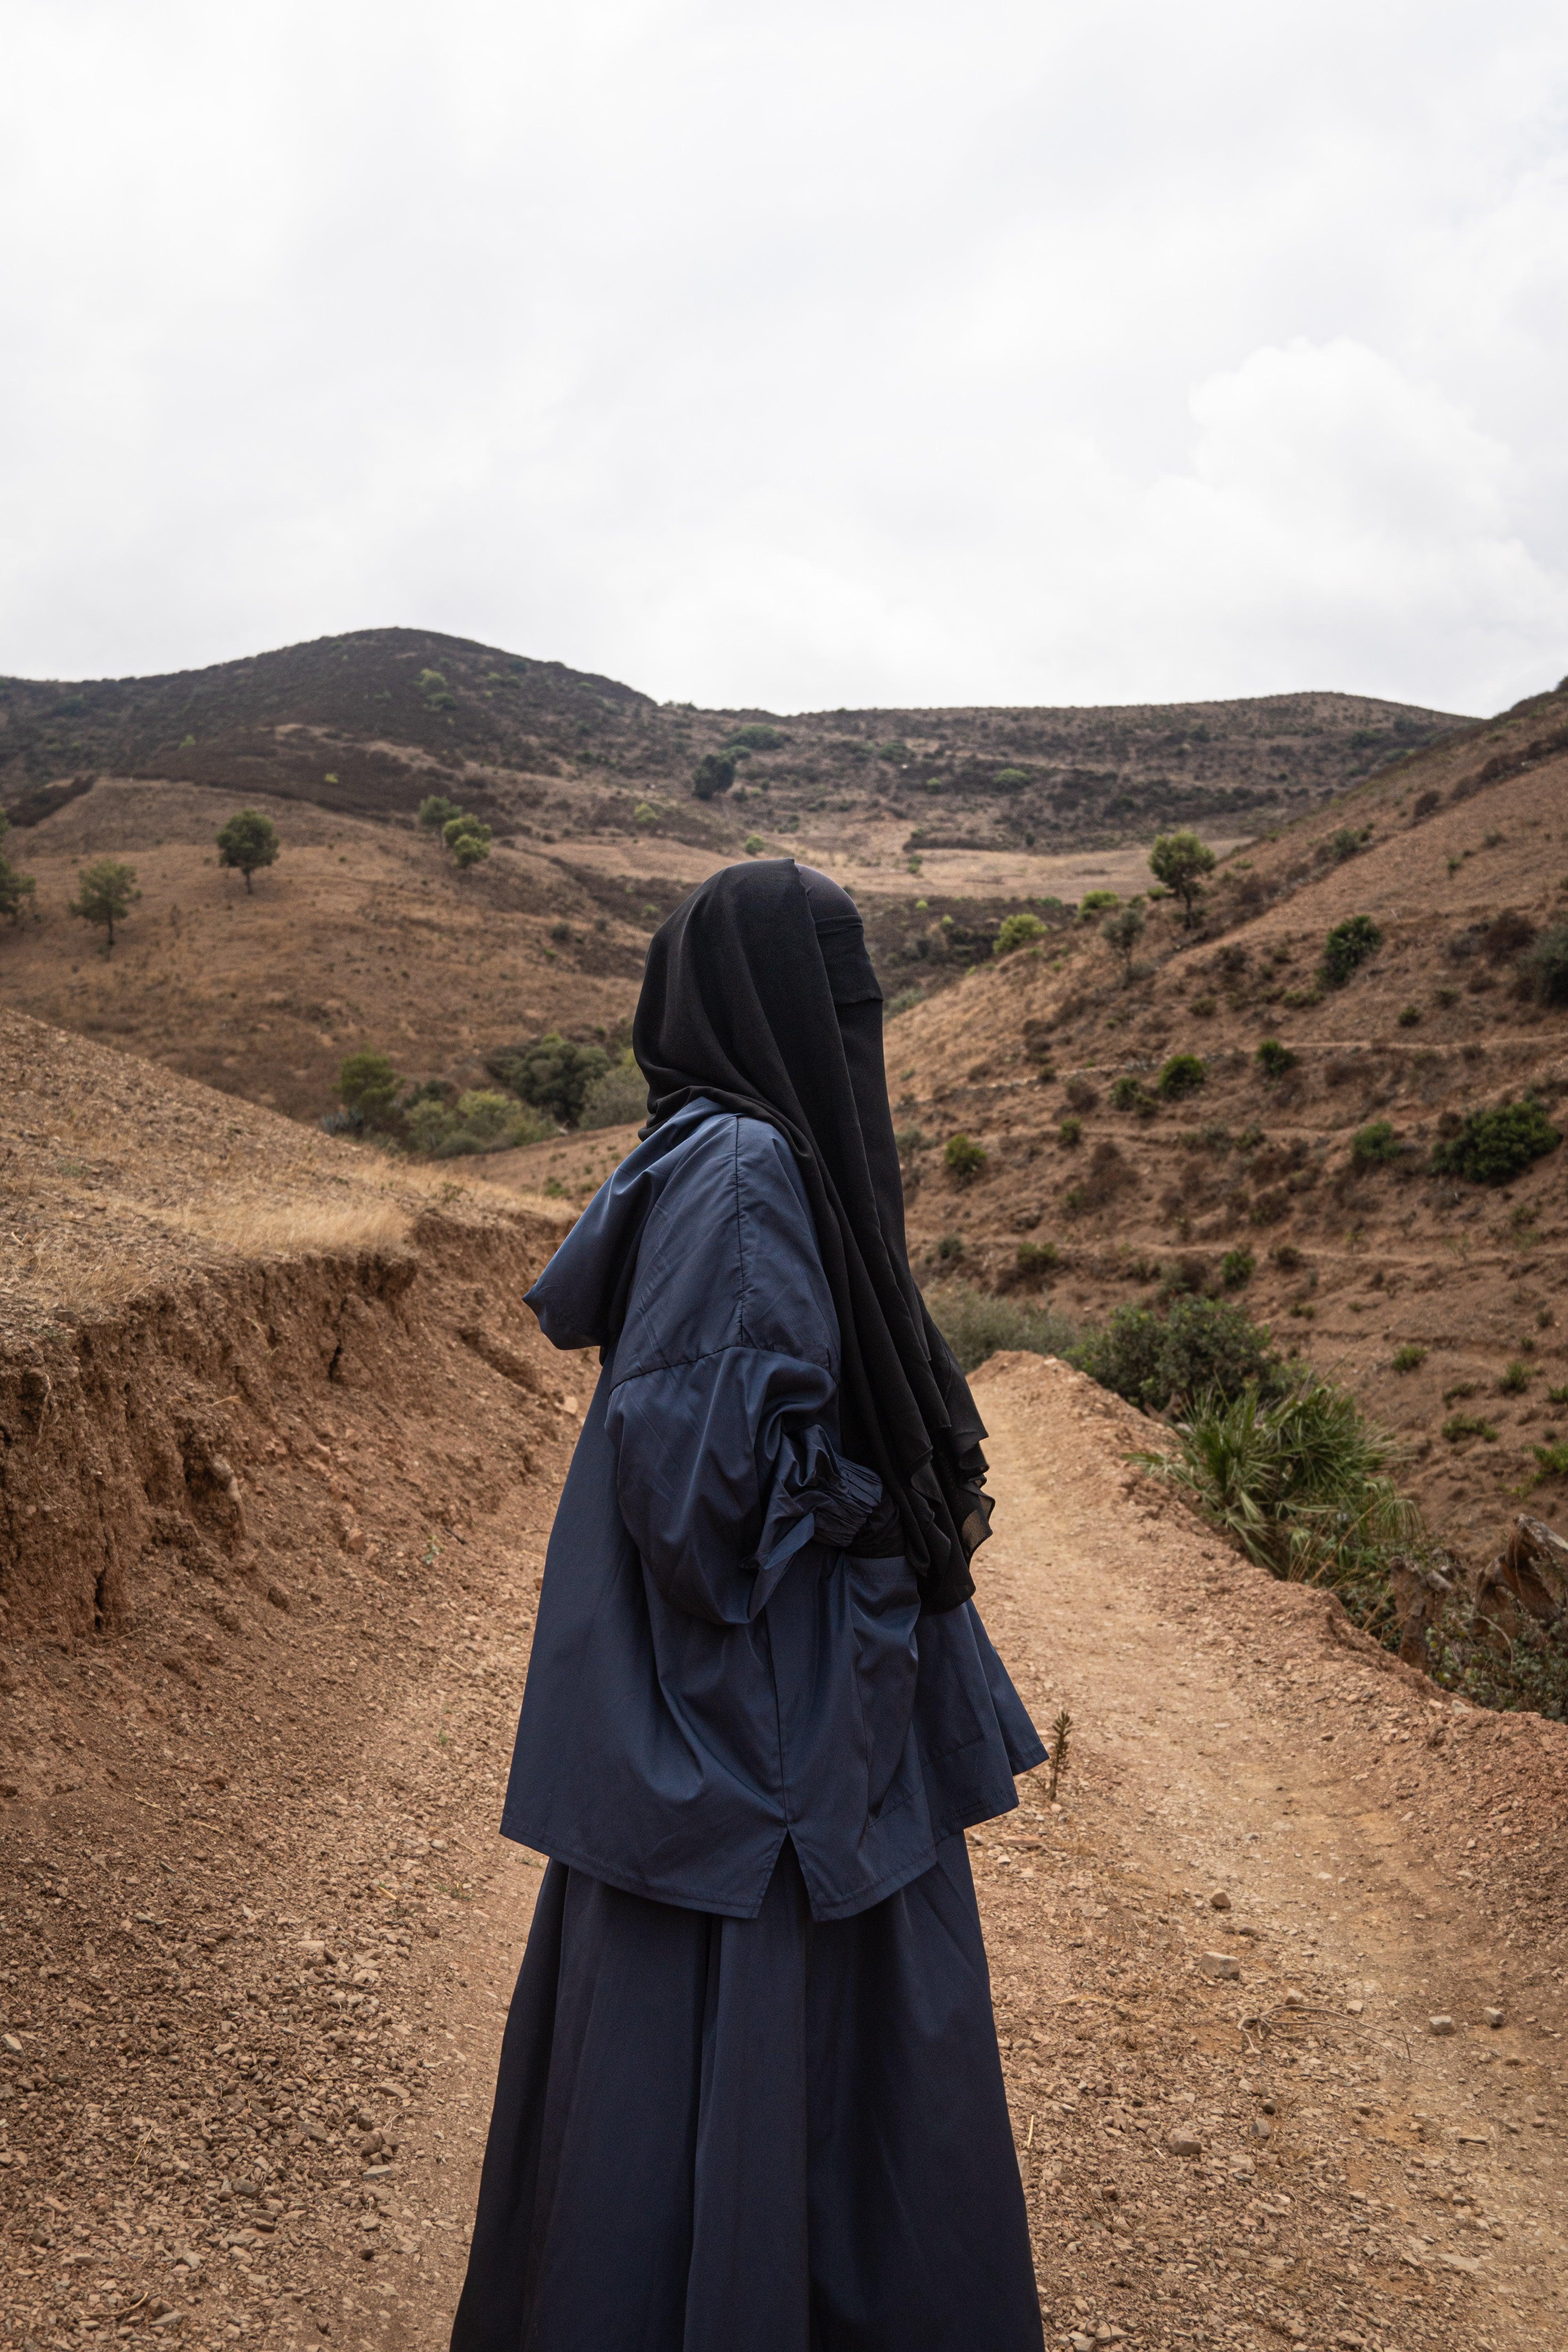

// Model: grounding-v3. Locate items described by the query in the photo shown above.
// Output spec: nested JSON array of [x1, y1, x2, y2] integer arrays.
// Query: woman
[[451, 859, 1046, 2352]]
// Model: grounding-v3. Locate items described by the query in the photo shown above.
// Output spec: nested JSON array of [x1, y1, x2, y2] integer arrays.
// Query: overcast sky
[[4, 0, 1566, 716]]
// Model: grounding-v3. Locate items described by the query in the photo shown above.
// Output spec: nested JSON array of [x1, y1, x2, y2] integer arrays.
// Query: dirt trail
[[7, 1338, 1568, 2352]]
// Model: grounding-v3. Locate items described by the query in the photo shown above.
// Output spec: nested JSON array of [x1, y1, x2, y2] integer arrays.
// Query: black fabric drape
[[630, 858, 991, 1613]]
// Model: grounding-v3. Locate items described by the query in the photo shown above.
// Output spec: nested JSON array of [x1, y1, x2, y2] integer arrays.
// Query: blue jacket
[[501, 1100, 1044, 1921]]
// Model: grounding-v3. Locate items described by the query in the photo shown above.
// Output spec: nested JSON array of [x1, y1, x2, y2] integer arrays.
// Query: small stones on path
[[1209, 1889, 1232, 1910], [1198, 1950, 1241, 1979], [1429, 2014, 1457, 2036]]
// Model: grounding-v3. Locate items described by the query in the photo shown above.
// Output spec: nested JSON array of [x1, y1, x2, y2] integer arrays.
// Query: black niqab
[[631, 857, 991, 1613]]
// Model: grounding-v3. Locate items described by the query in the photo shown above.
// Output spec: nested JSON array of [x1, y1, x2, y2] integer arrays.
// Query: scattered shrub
[[1220, 1247, 1255, 1291], [0, 809, 35, 924], [1428, 1594, 1568, 1722], [1320, 914, 1383, 987], [1158, 1053, 1206, 1101], [486, 1032, 610, 1126], [1350, 1118, 1400, 1168], [924, 1282, 1075, 1374], [1063, 1076, 1099, 1112], [1191, 993, 1218, 1017], [1255, 1038, 1296, 1080], [744, 834, 766, 855], [416, 667, 456, 709], [1058, 1116, 1083, 1147], [894, 1125, 927, 1155], [1078, 889, 1120, 920], [68, 857, 140, 949], [1110, 1074, 1147, 1112], [726, 723, 783, 751], [994, 911, 1047, 956], [441, 812, 492, 869], [578, 1053, 648, 1129], [1100, 901, 1147, 977], [1533, 1441, 1568, 1480], [633, 801, 659, 827], [935, 1234, 965, 1261], [418, 793, 461, 832], [946, 1132, 989, 1182], [1392, 1344, 1426, 1373], [1325, 826, 1366, 863], [1015, 1240, 1061, 1283], [1442, 1414, 1499, 1444], [1429, 1097, 1560, 1185], [1497, 1360, 1533, 1395], [216, 808, 280, 892], [885, 986, 925, 1019], [1149, 829, 1216, 926], [1072, 1296, 1283, 1416]]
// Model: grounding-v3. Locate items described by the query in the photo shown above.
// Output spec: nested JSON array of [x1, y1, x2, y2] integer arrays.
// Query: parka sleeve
[[603, 1122, 883, 1625]]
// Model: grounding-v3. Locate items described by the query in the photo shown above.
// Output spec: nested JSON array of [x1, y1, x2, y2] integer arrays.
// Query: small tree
[[994, 911, 1046, 956], [1320, 914, 1383, 987], [0, 811, 36, 925], [69, 857, 140, 949], [418, 793, 461, 833], [1101, 899, 1146, 979], [216, 808, 280, 893], [442, 813, 492, 870], [1149, 829, 1216, 926], [487, 1032, 610, 1126], [691, 751, 739, 801], [338, 1049, 402, 1130]]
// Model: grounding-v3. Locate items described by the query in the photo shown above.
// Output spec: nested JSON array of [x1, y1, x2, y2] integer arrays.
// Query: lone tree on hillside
[[1149, 829, 1217, 926], [216, 808, 280, 893], [442, 812, 492, 870], [418, 793, 461, 833], [691, 750, 739, 801], [69, 857, 140, 950], [1101, 899, 1147, 980], [338, 1049, 403, 1131], [0, 810, 36, 926]]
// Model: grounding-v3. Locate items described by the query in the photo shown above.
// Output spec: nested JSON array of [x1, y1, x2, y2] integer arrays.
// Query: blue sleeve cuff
[[748, 1437, 883, 1617]]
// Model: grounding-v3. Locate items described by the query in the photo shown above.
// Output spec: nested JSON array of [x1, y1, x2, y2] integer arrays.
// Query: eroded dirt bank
[[5, 1298, 1568, 2352]]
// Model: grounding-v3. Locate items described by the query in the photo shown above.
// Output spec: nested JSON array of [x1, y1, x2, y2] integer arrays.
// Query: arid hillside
[[5, 1013, 1568, 2352]]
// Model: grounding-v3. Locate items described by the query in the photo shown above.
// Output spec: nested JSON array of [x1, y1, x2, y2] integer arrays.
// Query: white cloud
[[2, 0, 1566, 713]]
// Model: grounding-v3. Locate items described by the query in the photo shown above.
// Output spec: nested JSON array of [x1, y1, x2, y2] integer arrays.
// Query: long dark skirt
[[450, 1835, 1043, 2352]]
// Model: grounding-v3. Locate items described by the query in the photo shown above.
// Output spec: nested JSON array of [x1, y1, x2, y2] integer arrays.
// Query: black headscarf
[[632, 857, 991, 1613]]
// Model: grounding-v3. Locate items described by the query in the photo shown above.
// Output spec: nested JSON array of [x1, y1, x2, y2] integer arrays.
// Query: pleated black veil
[[632, 857, 991, 1613]]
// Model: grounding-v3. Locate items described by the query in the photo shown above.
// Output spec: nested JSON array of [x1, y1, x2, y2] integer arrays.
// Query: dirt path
[[7, 1343, 1568, 2352]]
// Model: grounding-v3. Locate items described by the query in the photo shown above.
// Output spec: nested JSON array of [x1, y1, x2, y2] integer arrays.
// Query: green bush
[[1325, 826, 1365, 862], [1072, 1296, 1283, 1416], [993, 767, 1031, 789], [216, 808, 279, 893], [1533, 1441, 1568, 1480], [338, 1049, 402, 1130], [692, 751, 739, 800], [1058, 1116, 1083, 1147], [1132, 1374, 1419, 1640], [1158, 1054, 1206, 1101], [1148, 829, 1216, 925], [1320, 914, 1383, 987], [0, 810, 35, 924], [1109, 1074, 1147, 1112], [1396, 1004, 1421, 1027], [1078, 889, 1120, 920], [1016, 1240, 1061, 1282], [945, 1132, 989, 1182], [1428, 1594, 1568, 1722], [416, 667, 455, 708], [1392, 1343, 1426, 1373], [994, 911, 1046, 956], [1255, 1038, 1296, 1079], [486, 1032, 610, 1126], [744, 835, 766, 855], [1350, 1118, 1399, 1168], [1519, 922, 1568, 1006], [1498, 1360, 1533, 1394], [578, 1053, 648, 1129], [1442, 1413, 1499, 1444], [885, 986, 924, 1018], [442, 812, 492, 869], [1430, 1097, 1560, 1185], [894, 1124, 927, 1154], [924, 1281, 1075, 1374], [726, 724, 783, 751], [418, 793, 461, 832], [1220, 1247, 1255, 1290]]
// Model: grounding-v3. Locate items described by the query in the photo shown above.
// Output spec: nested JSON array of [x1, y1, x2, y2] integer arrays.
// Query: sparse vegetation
[[726, 724, 784, 751], [1148, 829, 1216, 926], [1220, 1247, 1255, 1290], [1058, 1116, 1083, 1147], [1396, 1004, 1421, 1027], [1100, 900, 1147, 979], [0, 809, 35, 925], [1429, 1097, 1559, 1185], [69, 857, 140, 950], [1254, 1039, 1296, 1080], [1078, 889, 1120, 920], [215, 808, 280, 893], [924, 1281, 1074, 1373], [441, 812, 492, 870], [1063, 1077, 1099, 1113], [885, 987, 925, 1018], [405, 1089, 553, 1157], [1320, 914, 1383, 987], [691, 750, 739, 800], [945, 1132, 989, 1183], [1521, 922, 1568, 1006], [1392, 1344, 1426, 1373], [1497, 1360, 1533, 1395], [1442, 1413, 1499, 1444], [1015, 1240, 1061, 1283], [337, 1048, 403, 1132], [417, 793, 461, 833]]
